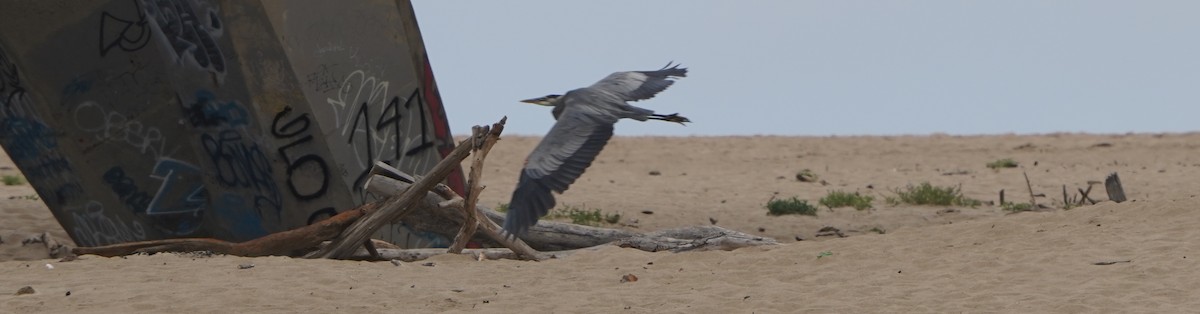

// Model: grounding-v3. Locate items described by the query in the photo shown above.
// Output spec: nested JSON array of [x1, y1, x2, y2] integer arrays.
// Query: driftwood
[[1023, 171, 1038, 208], [447, 124, 499, 254], [72, 117, 777, 261], [74, 203, 375, 257], [364, 172, 776, 258], [311, 118, 508, 259], [1105, 172, 1127, 203]]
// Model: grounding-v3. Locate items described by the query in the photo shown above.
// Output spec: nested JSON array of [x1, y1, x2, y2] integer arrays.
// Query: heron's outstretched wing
[[504, 103, 618, 235], [587, 62, 687, 102]]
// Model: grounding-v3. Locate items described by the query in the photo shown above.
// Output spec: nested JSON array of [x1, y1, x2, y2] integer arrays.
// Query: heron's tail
[[653, 61, 688, 78]]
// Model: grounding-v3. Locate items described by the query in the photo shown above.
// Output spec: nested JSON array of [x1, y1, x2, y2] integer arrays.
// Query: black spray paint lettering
[[102, 166, 154, 214], [182, 90, 248, 127], [305, 64, 341, 94], [99, 0, 152, 56], [141, 0, 226, 74], [272, 106, 330, 201], [346, 88, 436, 192], [200, 130, 282, 214]]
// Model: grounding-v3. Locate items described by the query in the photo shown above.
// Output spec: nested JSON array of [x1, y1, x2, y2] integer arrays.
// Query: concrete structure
[[0, 0, 465, 248]]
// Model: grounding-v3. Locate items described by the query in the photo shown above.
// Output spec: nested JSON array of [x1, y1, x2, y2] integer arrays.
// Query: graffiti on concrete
[[69, 201, 148, 247], [99, 0, 152, 57], [141, 0, 226, 75]]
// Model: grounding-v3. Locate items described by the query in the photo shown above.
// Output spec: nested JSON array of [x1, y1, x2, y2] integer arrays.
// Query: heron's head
[[519, 94, 561, 106]]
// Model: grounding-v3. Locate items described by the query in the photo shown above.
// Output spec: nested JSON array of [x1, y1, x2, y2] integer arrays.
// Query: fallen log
[[74, 203, 374, 257]]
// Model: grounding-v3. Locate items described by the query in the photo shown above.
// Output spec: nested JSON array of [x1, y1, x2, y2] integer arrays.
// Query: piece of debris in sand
[[795, 169, 818, 182], [641, 210, 654, 215], [620, 274, 639, 283], [936, 208, 960, 215], [15, 286, 35, 295], [20, 232, 72, 259], [709, 217, 718, 225], [941, 170, 970, 176], [815, 226, 846, 238], [1092, 260, 1132, 266], [237, 263, 255, 270], [648, 170, 661, 176], [21, 234, 43, 246]]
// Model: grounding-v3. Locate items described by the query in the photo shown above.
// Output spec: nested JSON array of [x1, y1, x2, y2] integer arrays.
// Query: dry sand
[[3, 133, 1200, 313]]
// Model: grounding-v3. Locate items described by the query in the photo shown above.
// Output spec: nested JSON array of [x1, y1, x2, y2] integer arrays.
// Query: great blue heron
[[503, 62, 691, 236]]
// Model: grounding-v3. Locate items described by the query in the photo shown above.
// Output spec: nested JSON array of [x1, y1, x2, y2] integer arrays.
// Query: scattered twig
[[1078, 186, 1097, 205], [1023, 171, 1038, 208]]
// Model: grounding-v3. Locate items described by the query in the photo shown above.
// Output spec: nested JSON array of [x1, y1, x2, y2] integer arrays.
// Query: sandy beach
[[3, 133, 1200, 313]]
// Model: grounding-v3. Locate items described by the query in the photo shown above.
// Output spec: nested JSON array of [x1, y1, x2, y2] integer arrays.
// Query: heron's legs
[[650, 113, 690, 125]]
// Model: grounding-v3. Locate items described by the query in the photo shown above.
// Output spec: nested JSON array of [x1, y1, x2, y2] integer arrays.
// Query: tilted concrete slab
[[0, 0, 466, 248]]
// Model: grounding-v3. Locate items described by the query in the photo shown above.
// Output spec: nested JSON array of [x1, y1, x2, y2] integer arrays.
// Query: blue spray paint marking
[[183, 90, 248, 127], [147, 158, 207, 215], [215, 193, 268, 240]]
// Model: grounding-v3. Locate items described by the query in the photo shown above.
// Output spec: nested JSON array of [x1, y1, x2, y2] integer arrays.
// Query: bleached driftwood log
[[366, 169, 778, 259]]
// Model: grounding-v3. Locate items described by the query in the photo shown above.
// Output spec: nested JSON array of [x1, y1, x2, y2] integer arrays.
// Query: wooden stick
[[448, 124, 502, 253], [1023, 171, 1038, 208], [1105, 172, 1127, 203], [1078, 186, 1096, 205], [1062, 185, 1069, 208], [366, 169, 548, 260], [314, 117, 506, 259], [74, 203, 375, 257]]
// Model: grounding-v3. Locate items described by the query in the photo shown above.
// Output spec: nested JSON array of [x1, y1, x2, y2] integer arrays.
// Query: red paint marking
[[421, 56, 467, 195]]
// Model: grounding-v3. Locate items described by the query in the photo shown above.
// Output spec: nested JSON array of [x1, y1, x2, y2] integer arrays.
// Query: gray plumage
[[504, 63, 691, 236]]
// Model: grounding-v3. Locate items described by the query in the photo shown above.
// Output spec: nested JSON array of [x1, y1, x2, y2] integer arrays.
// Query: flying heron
[[503, 62, 691, 236]]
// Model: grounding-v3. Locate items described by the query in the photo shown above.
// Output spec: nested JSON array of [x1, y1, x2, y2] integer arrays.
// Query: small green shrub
[[1001, 202, 1034, 212], [766, 197, 818, 216], [547, 205, 620, 226], [890, 182, 981, 207], [2, 175, 24, 186], [986, 158, 1019, 169], [494, 203, 509, 213], [819, 190, 874, 210], [7, 194, 39, 201], [869, 227, 886, 234]]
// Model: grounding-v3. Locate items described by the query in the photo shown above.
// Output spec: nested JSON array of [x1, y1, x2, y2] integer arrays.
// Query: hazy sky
[[412, 1, 1200, 136]]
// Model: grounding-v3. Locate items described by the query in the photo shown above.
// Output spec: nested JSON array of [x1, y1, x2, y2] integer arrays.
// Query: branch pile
[[74, 117, 777, 261]]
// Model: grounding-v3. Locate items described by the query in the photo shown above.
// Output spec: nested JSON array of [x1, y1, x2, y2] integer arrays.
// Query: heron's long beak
[[519, 97, 552, 106]]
